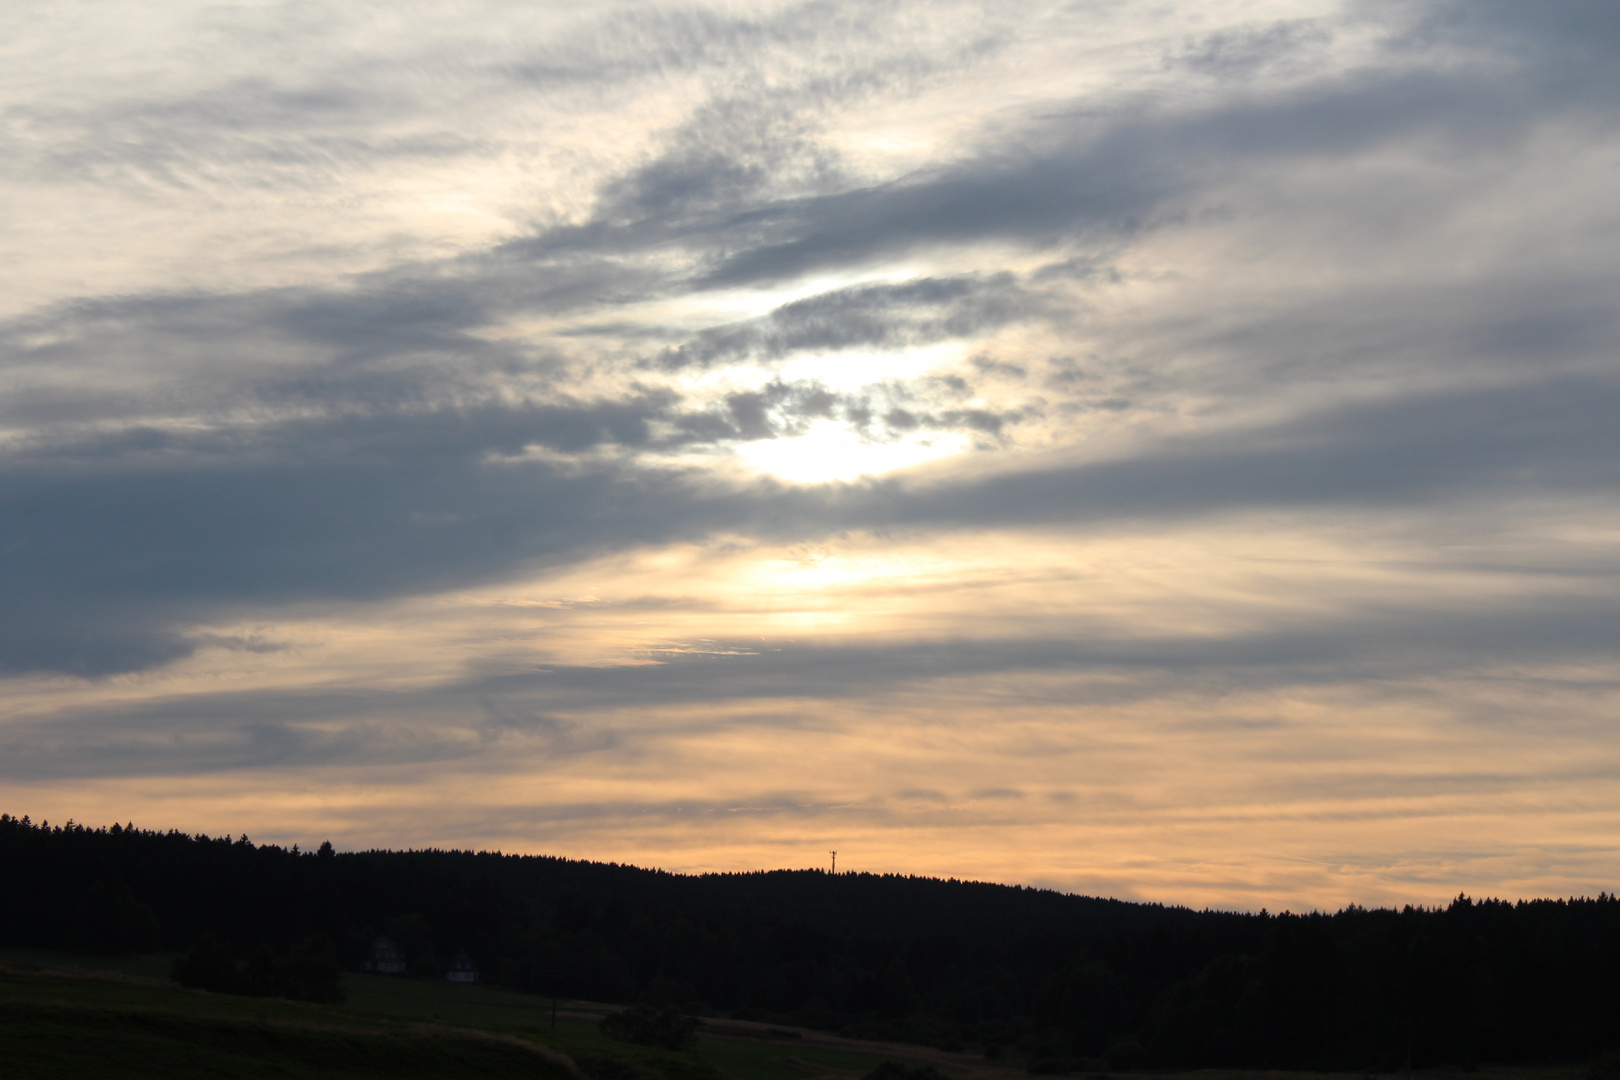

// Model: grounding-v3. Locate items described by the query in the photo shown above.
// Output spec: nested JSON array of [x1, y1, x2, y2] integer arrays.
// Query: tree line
[[2, 813, 1617, 1071]]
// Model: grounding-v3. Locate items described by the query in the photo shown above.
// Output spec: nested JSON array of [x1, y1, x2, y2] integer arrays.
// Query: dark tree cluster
[[599, 1004, 700, 1050], [3, 813, 1618, 1071], [170, 930, 344, 1002]]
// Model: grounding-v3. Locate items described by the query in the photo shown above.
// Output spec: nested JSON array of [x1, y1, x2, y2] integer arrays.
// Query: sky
[[4, 0, 1619, 911]]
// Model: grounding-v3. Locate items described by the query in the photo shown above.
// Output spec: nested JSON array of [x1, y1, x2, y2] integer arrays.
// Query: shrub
[[598, 1004, 698, 1051], [171, 933, 343, 1003], [172, 932, 246, 994]]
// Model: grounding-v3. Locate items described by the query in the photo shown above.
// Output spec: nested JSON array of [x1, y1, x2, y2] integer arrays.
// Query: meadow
[[1, 951, 1596, 1080], [0, 949, 909, 1080]]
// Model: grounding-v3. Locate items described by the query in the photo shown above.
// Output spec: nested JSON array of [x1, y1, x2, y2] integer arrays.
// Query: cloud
[[669, 64, 1596, 287], [6, 0, 1620, 905], [652, 274, 1045, 369], [857, 375, 1620, 531], [5, 360, 1618, 677], [1167, 20, 1334, 80], [10, 572, 1620, 780]]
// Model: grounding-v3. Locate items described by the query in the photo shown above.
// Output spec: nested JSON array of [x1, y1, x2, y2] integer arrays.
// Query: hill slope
[[4, 813, 1618, 1071]]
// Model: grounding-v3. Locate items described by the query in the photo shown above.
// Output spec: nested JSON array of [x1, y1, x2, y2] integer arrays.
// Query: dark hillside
[[0, 998, 574, 1080], [3, 813, 1617, 1072]]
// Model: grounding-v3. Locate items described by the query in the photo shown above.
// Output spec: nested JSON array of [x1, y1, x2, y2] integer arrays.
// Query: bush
[[272, 936, 344, 1003], [598, 1004, 698, 1051], [171, 933, 343, 1003], [172, 932, 246, 994]]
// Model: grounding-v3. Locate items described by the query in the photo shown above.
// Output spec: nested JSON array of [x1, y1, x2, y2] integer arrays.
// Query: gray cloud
[[651, 274, 1045, 369], [1167, 20, 1333, 79], [491, 1, 1615, 297], [5, 365, 1617, 676], [664, 67, 1585, 288], [0, 439, 679, 676], [853, 375, 1620, 531]]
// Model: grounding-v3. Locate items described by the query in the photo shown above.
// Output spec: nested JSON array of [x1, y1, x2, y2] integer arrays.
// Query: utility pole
[[831, 850, 837, 874]]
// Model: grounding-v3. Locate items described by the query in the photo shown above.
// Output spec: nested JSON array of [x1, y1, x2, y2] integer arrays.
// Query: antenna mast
[[830, 850, 837, 874]]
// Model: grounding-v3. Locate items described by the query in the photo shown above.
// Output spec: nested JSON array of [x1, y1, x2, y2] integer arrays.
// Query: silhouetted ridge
[[3, 813, 1617, 1071]]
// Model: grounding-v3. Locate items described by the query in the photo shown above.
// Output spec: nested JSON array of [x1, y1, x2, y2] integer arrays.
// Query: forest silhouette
[[3, 813, 1617, 1072]]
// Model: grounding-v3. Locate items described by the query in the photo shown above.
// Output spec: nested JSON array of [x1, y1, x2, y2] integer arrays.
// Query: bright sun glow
[[734, 419, 970, 483], [778, 343, 961, 392]]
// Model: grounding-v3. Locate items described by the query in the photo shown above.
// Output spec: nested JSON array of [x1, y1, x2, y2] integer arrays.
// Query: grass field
[[1, 997, 574, 1080], [0, 950, 916, 1080], [10, 950, 1577, 1080], [695, 1034, 890, 1080]]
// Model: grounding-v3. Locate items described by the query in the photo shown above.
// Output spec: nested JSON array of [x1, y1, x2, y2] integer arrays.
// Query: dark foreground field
[[0, 960, 568, 1079], [0, 951, 893, 1080], [3, 999, 567, 1080], [0, 951, 1593, 1080]]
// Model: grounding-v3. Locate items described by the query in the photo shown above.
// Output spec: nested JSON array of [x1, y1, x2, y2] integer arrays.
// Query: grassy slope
[[0, 951, 908, 1080], [1, 952, 1586, 1080], [1, 999, 569, 1080], [0, 962, 575, 1079]]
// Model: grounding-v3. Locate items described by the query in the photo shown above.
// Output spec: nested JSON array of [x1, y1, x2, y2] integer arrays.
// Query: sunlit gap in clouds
[[733, 418, 972, 484], [663, 327, 990, 481]]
